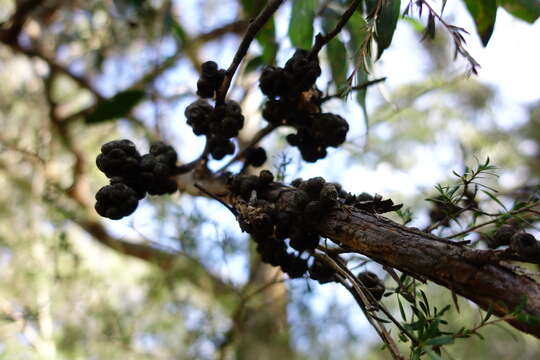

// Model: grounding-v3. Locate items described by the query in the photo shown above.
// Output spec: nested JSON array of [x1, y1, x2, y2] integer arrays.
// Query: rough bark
[[187, 172, 540, 338], [318, 207, 540, 338]]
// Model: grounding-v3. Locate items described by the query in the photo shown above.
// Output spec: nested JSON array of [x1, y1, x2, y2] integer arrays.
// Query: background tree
[[0, 0, 539, 359]]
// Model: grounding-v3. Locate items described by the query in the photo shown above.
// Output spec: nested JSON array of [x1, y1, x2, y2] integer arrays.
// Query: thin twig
[[0, 0, 43, 44], [309, 0, 362, 59], [448, 200, 540, 239], [215, 0, 285, 105], [320, 77, 386, 103], [316, 252, 416, 351], [194, 183, 237, 216], [320, 254, 405, 359], [337, 277, 404, 360], [218, 124, 276, 172], [412, 0, 480, 74], [322, 252, 417, 344]]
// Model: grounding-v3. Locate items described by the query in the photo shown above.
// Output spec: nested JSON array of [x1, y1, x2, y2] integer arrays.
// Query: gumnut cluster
[[228, 172, 402, 279], [259, 49, 321, 98], [488, 224, 540, 260], [196, 61, 226, 99], [185, 99, 245, 160], [259, 49, 349, 162], [285, 113, 349, 162], [95, 139, 178, 219]]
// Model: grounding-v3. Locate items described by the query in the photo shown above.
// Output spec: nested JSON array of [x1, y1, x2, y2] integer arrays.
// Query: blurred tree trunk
[[235, 255, 293, 360]]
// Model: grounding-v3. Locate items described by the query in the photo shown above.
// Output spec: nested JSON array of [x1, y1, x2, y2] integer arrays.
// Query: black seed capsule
[[320, 183, 338, 207], [357, 271, 385, 301], [259, 66, 290, 99], [281, 255, 308, 278], [275, 212, 292, 239], [258, 170, 274, 187], [510, 232, 538, 257], [291, 178, 303, 188], [96, 139, 141, 178], [245, 147, 267, 167], [95, 183, 139, 220], [284, 49, 321, 94], [300, 177, 326, 199], [303, 201, 323, 224], [490, 224, 517, 248], [309, 259, 337, 284], [185, 99, 213, 135]]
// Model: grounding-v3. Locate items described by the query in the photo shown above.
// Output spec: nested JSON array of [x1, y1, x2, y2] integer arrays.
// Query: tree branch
[[179, 173, 540, 338], [318, 208, 540, 338], [320, 77, 386, 103], [308, 0, 362, 59], [0, 0, 43, 44], [215, 0, 285, 105]]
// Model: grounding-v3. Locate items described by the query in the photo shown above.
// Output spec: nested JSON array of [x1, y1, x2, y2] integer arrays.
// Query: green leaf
[[327, 39, 348, 90], [240, 0, 262, 15], [164, 11, 187, 45], [368, 0, 401, 59], [499, 0, 540, 23], [245, 56, 264, 73], [424, 335, 455, 346], [481, 189, 507, 211], [463, 0, 497, 46], [288, 0, 315, 49], [255, 16, 277, 64], [85, 90, 145, 124], [398, 296, 407, 321], [322, 11, 348, 90], [346, 12, 370, 130]]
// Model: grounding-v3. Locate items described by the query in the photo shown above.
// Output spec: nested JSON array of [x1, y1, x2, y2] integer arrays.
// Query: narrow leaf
[[369, 0, 401, 59], [245, 56, 263, 73], [288, 0, 315, 49], [165, 14, 187, 44], [322, 11, 348, 91], [483, 304, 493, 323], [463, 0, 497, 46], [499, 0, 540, 23], [346, 12, 370, 130], [327, 38, 348, 90], [398, 296, 407, 321], [85, 90, 145, 124], [425, 335, 455, 346], [482, 189, 507, 211]]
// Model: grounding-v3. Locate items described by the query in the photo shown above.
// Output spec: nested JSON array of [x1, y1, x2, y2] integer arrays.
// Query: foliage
[[0, 0, 539, 359]]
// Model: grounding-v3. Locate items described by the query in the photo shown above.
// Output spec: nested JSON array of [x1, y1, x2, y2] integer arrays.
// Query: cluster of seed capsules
[[488, 224, 540, 259], [259, 49, 350, 162], [228, 170, 396, 293], [184, 60, 269, 165], [95, 139, 179, 220]]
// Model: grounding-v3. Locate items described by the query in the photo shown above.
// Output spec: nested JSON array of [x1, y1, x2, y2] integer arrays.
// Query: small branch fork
[[308, 0, 363, 59], [407, 0, 480, 74], [215, 0, 286, 106], [320, 77, 386, 103]]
